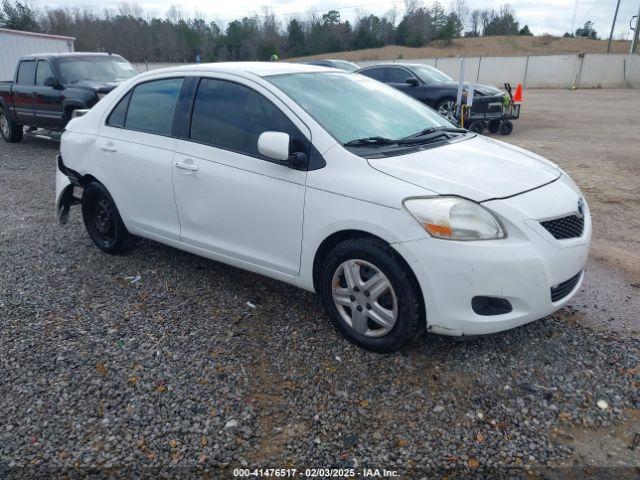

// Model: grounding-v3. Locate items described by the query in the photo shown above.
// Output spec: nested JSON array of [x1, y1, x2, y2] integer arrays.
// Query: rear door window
[[16, 60, 36, 85], [124, 78, 184, 136], [359, 68, 386, 82]]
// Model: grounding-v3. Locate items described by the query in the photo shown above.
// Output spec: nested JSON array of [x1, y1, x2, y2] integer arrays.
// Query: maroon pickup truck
[[0, 52, 136, 143]]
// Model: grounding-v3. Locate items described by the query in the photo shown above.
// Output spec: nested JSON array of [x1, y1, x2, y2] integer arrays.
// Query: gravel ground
[[1, 92, 639, 479]]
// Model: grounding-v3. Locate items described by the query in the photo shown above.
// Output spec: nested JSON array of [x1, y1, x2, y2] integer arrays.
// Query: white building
[[0, 28, 75, 80]]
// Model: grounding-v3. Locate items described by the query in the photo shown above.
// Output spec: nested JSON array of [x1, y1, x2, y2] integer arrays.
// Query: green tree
[[575, 20, 598, 39], [0, 0, 41, 31], [286, 19, 306, 57], [519, 24, 532, 36]]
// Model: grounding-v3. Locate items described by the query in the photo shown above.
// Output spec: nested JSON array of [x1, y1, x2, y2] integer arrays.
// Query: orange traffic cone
[[513, 83, 523, 103]]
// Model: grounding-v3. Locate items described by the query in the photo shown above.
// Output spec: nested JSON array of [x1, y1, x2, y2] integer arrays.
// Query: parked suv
[[0, 52, 137, 142], [56, 63, 591, 352]]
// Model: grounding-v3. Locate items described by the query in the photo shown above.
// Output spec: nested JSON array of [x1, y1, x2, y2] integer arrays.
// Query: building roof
[[0, 27, 75, 42]]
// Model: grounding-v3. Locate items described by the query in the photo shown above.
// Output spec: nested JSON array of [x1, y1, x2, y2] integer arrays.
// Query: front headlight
[[404, 197, 505, 240]]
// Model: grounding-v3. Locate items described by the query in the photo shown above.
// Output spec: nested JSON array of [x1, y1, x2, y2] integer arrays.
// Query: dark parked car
[[357, 63, 505, 119], [0, 52, 137, 143], [301, 59, 360, 72]]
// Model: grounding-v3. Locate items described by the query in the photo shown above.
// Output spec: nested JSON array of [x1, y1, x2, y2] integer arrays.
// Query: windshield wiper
[[402, 126, 467, 140], [343, 136, 396, 147]]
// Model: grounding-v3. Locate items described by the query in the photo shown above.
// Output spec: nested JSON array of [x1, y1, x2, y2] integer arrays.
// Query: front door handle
[[100, 144, 117, 152], [175, 161, 199, 172]]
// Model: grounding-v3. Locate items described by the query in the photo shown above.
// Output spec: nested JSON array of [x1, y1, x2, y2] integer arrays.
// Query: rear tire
[[498, 120, 514, 135], [81, 181, 131, 254], [488, 119, 500, 133], [319, 238, 423, 353], [468, 120, 485, 134], [0, 108, 23, 143]]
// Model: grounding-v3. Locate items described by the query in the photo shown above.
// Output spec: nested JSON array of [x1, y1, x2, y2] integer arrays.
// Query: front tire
[[319, 238, 423, 353], [81, 182, 130, 254], [436, 97, 457, 122], [0, 109, 23, 143]]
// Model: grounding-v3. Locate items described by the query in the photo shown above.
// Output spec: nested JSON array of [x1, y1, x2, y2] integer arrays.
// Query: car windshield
[[412, 65, 453, 84], [58, 57, 137, 84], [267, 72, 453, 145]]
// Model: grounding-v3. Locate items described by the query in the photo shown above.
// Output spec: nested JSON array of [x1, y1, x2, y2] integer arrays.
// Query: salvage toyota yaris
[[56, 62, 591, 353]]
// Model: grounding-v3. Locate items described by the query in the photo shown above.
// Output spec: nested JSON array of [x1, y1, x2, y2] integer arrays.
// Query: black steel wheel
[[82, 182, 130, 254], [468, 120, 485, 134]]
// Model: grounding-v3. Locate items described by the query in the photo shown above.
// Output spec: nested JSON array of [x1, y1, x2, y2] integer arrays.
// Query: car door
[[95, 77, 184, 240], [33, 59, 63, 129], [386, 67, 421, 99], [11, 60, 37, 124], [172, 76, 310, 277]]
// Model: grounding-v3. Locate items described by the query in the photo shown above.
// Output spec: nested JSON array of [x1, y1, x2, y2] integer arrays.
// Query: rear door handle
[[100, 144, 117, 152], [175, 161, 199, 172]]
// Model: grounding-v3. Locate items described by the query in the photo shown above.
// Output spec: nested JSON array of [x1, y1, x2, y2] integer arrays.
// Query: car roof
[[360, 63, 432, 69], [20, 52, 125, 60], [142, 61, 336, 78]]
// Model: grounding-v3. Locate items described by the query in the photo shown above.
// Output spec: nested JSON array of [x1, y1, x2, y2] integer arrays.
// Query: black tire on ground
[[0, 108, 23, 143], [319, 238, 423, 353], [488, 119, 500, 133], [81, 181, 131, 254], [468, 120, 485, 134], [498, 120, 514, 135]]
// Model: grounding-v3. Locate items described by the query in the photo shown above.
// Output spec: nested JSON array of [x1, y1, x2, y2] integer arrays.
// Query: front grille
[[540, 214, 584, 240], [550, 271, 582, 302]]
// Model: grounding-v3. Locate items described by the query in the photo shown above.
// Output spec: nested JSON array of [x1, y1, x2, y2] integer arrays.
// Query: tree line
[[1, 0, 543, 63]]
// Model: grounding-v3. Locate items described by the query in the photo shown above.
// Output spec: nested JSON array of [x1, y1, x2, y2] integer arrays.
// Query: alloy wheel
[[331, 259, 398, 338], [0, 113, 9, 138], [438, 100, 457, 121]]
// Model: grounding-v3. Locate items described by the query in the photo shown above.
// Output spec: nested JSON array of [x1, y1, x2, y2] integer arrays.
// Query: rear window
[[16, 61, 36, 85]]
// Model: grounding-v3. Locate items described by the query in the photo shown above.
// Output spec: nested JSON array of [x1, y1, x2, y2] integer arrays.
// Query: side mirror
[[406, 77, 419, 87], [258, 131, 290, 162], [258, 131, 308, 169], [44, 76, 58, 88]]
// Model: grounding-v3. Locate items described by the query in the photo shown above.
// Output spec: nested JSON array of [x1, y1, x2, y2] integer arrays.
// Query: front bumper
[[393, 177, 591, 336]]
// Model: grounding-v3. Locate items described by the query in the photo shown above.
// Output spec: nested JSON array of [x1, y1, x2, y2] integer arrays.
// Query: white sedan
[[56, 62, 591, 352]]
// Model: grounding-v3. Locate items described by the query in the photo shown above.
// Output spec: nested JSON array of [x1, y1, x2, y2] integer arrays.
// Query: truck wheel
[[0, 109, 23, 143], [82, 182, 131, 254], [498, 120, 514, 135], [468, 120, 485, 134]]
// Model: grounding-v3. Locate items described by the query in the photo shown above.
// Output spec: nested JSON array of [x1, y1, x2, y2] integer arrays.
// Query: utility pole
[[607, 0, 622, 53], [631, 1, 640, 54]]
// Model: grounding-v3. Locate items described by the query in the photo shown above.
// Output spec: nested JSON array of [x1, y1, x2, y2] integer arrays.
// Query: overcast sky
[[30, 0, 639, 39]]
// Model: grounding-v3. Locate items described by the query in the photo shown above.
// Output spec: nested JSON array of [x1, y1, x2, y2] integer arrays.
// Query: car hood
[[441, 81, 503, 96], [67, 81, 121, 92], [367, 135, 561, 202]]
